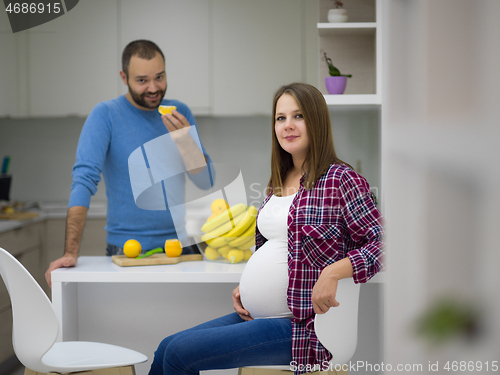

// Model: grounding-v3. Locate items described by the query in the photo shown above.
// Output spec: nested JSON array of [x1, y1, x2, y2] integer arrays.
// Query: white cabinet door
[[120, 0, 211, 115], [3, 0, 315, 117], [212, 0, 305, 116], [0, 11, 22, 117], [28, 0, 118, 117]]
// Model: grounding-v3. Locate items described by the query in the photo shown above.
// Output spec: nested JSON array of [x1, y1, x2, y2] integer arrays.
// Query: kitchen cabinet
[[318, 0, 381, 105], [0, 216, 106, 367], [0, 223, 43, 328], [0, 0, 118, 117], [0, 11, 23, 117], [0, 222, 44, 364], [119, 0, 211, 115], [0, 222, 44, 282], [211, 0, 317, 116], [1, 0, 320, 117], [122, 0, 319, 116], [27, 0, 118, 117], [0, 308, 14, 364]]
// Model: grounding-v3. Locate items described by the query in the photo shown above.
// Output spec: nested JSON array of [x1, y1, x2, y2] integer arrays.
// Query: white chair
[[0, 247, 148, 375], [239, 278, 360, 374]]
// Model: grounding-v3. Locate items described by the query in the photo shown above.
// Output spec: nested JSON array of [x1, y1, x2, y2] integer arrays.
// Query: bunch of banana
[[201, 201, 257, 263]]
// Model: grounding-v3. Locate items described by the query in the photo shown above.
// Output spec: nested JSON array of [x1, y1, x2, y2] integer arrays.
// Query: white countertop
[[39, 201, 107, 219], [0, 202, 107, 234], [51, 256, 386, 284], [0, 211, 47, 233], [51, 256, 247, 283]]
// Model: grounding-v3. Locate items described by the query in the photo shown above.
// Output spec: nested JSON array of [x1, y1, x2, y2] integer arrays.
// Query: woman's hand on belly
[[232, 286, 253, 321]]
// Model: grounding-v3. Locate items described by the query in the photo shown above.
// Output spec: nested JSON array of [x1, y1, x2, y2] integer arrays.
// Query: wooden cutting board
[[0, 211, 40, 220], [112, 253, 203, 267]]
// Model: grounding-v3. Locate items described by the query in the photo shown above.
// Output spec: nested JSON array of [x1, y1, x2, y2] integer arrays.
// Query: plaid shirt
[[255, 164, 384, 373]]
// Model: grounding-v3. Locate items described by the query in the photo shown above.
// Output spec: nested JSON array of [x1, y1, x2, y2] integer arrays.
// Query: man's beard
[[128, 86, 166, 109]]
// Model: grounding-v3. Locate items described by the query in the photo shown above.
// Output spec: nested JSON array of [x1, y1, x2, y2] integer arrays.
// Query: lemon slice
[[165, 239, 182, 257], [158, 105, 177, 115]]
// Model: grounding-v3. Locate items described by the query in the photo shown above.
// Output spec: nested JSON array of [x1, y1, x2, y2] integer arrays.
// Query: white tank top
[[239, 193, 296, 319]]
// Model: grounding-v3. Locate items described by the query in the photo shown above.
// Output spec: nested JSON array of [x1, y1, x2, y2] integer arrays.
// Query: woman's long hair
[[267, 82, 352, 195]]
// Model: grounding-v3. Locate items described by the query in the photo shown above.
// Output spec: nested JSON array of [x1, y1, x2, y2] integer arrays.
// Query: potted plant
[[322, 50, 352, 95], [328, 1, 348, 23]]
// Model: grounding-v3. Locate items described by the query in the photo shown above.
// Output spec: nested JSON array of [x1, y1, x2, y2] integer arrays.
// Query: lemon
[[165, 239, 182, 257], [204, 246, 220, 260], [123, 239, 142, 258], [227, 249, 244, 264], [218, 245, 231, 259], [158, 105, 177, 115], [243, 249, 253, 261], [210, 198, 229, 215]]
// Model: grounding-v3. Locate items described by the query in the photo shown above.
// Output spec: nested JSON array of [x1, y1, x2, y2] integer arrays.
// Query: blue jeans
[[149, 312, 292, 375]]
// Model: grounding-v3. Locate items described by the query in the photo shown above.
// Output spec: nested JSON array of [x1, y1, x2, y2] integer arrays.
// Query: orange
[[123, 239, 142, 258], [158, 105, 177, 115], [211, 199, 229, 215], [165, 239, 182, 257]]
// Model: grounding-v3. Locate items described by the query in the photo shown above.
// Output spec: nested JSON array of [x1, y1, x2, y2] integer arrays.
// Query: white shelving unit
[[323, 93, 380, 106], [317, 22, 376, 36], [318, 0, 382, 106], [317, 0, 383, 209]]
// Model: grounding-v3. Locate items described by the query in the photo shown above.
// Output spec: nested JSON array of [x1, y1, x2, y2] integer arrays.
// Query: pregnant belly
[[238, 240, 293, 319]]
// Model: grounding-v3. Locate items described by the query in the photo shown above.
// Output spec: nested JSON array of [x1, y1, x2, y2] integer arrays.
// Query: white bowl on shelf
[[328, 9, 348, 23]]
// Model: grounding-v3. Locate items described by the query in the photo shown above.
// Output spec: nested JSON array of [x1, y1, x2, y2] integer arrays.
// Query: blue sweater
[[69, 95, 211, 250]]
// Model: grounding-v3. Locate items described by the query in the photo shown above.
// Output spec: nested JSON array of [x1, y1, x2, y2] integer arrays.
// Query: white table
[[51, 257, 385, 375]]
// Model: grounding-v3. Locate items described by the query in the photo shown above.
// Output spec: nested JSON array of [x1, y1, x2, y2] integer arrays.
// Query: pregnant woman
[[148, 83, 384, 375]]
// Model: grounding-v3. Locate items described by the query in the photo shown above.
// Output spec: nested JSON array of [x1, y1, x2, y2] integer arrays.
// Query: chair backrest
[[314, 277, 361, 367], [0, 248, 59, 373]]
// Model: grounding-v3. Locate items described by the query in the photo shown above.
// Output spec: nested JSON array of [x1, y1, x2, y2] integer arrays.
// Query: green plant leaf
[[322, 50, 351, 78], [414, 298, 480, 346]]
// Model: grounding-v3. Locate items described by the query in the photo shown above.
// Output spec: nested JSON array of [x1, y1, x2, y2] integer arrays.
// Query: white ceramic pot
[[328, 8, 348, 23]]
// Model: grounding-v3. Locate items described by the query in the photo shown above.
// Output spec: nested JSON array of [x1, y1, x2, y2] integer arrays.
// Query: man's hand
[[45, 254, 78, 288], [161, 109, 207, 174], [45, 205, 87, 288], [161, 110, 191, 141], [232, 286, 252, 321]]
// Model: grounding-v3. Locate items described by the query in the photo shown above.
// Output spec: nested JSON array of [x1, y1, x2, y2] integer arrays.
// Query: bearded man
[[46, 40, 211, 286]]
